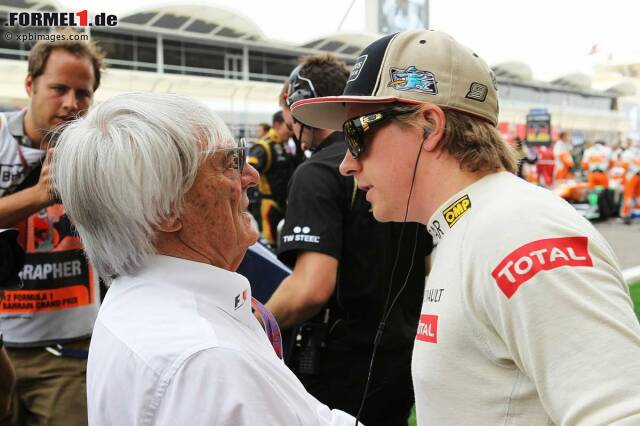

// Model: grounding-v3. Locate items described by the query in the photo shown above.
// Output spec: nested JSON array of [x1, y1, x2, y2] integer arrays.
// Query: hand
[[34, 149, 58, 207]]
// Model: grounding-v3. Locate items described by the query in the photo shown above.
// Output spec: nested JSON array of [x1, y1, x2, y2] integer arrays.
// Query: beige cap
[[291, 30, 499, 130]]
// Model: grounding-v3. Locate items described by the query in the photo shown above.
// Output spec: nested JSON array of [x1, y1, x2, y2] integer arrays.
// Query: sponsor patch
[[234, 289, 248, 310], [465, 82, 488, 102], [427, 219, 445, 241], [348, 54, 368, 83], [491, 236, 593, 299], [282, 225, 321, 244], [0, 163, 28, 191], [424, 288, 445, 303], [416, 314, 438, 343], [388, 66, 437, 95], [442, 194, 471, 228]]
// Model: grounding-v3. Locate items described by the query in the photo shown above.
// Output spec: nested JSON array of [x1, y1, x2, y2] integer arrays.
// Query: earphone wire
[[354, 133, 425, 425]]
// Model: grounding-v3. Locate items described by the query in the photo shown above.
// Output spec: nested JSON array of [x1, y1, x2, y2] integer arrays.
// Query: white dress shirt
[[87, 255, 358, 425]]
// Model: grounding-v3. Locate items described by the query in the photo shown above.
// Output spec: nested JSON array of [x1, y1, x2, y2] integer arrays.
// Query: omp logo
[[442, 194, 471, 228], [491, 236, 593, 299], [416, 314, 438, 343]]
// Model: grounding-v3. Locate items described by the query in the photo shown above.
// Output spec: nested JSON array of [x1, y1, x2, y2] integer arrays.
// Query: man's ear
[[155, 215, 182, 233], [25, 74, 34, 97], [420, 104, 446, 152]]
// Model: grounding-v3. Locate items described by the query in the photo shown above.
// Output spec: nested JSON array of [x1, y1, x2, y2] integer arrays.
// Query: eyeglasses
[[218, 138, 248, 174], [342, 107, 419, 159]]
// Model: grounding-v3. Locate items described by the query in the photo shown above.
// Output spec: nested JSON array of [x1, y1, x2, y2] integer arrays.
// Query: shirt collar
[[426, 172, 509, 244], [121, 255, 255, 326], [6, 109, 33, 147]]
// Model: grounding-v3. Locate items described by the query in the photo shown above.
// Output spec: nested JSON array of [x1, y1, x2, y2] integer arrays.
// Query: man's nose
[[61, 91, 79, 111], [242, 163, 259, 188], [339, 151, 360, 177]]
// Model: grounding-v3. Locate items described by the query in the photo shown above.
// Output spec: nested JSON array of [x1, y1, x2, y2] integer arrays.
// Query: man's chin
[[244, 216, 260, 244], [371, 206, 392, 223], [372, 203, 407, 223]]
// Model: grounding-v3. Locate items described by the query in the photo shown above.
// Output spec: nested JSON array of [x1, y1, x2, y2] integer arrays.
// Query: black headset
[[286, 65, 318, 107], [285, 65, 321, 149]]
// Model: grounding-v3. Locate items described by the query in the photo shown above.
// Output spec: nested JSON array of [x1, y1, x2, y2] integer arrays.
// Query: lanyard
[[251, 297, 283, 360], [15, 136, 33, 175]]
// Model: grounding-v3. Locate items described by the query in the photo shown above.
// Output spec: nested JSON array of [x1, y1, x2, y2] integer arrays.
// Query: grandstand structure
[[0, 0, 630, 142], [592, 60, 640, 141]]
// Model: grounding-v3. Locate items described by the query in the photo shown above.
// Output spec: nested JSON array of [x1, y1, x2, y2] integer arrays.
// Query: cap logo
[[348, 54, 368, 83], [388, 66, 437, 95], [465, 82, 488, 102]]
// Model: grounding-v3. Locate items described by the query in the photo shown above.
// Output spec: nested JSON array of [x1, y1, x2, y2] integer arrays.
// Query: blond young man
[[0, 31, 104, 425], [291, 30, 640, 425]]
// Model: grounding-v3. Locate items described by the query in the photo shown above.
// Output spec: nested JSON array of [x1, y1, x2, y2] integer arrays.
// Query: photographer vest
[[0, 110, 99, 347]]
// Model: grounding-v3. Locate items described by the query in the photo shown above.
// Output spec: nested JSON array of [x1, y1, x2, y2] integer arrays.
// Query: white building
[[0, 0, 629, 142]]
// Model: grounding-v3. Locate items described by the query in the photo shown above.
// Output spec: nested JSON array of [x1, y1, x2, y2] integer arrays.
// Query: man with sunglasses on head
[[265, 53, 432, 426], [291, 30, 640, 425]]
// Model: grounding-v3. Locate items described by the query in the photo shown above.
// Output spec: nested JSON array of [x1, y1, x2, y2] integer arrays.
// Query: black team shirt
[[278, 132, 433, 358]]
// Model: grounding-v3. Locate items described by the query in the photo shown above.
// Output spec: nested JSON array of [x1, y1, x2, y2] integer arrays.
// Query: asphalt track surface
[[593, 219, 640, 270]]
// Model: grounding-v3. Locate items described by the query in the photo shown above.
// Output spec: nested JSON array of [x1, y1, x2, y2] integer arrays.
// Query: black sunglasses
[[342, 107, 419, 159]]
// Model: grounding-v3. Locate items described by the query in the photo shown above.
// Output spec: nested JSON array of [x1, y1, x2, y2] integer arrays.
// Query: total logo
[[416, 314, 438, 344], [282, 226, 320, 244], [491, 236, 593, 299]]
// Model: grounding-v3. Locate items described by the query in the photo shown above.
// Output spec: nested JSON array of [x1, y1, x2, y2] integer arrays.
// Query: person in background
[[266, 53, 432, 426], [52, 92, 360, 426], [554, 130, 574, 181], [249, 111, 294, 248], [621, 138, 640, 224], [581, 140, 612, 188], [291, 29, 640, 425], [535, 144, 555, 187], [256, 122, 270, 139], [611, 139, 627, 162], [0, 30, 104, 426]]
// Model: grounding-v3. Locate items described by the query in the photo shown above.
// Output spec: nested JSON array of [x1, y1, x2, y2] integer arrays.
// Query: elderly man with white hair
[[52, 93, 359, 425]]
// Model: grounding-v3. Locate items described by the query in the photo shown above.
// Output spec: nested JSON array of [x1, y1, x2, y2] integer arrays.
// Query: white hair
[[52, 92, 235, 281]]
